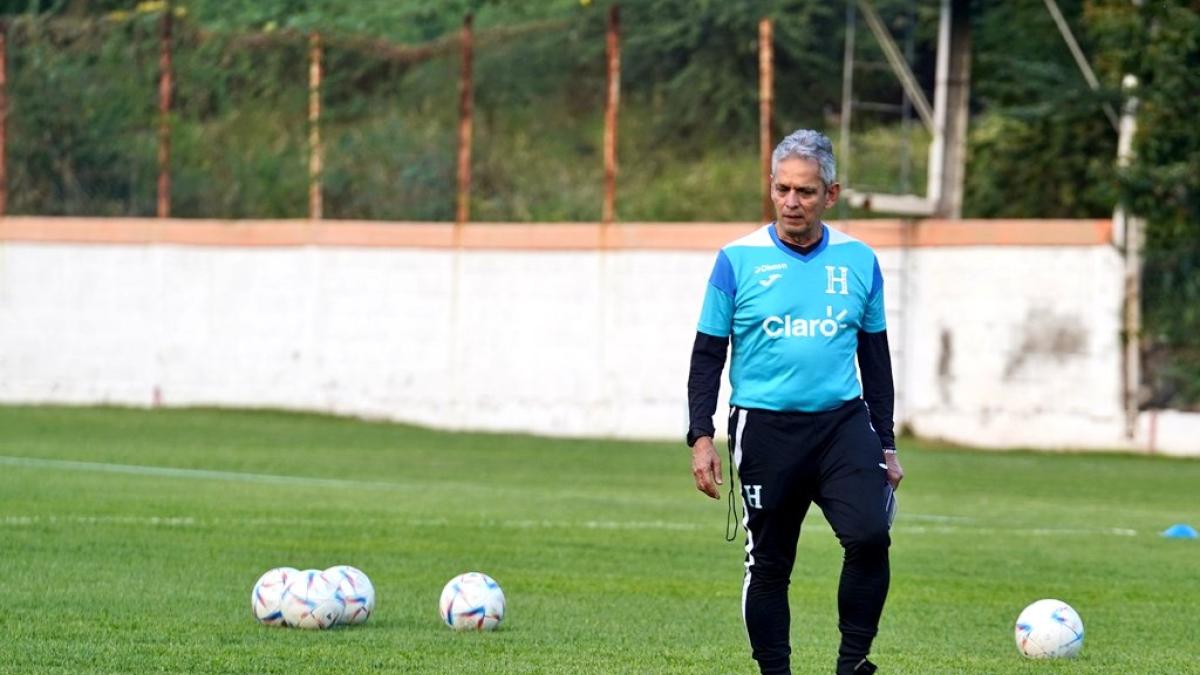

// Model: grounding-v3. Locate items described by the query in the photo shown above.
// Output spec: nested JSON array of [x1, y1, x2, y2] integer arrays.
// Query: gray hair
[[771, 129, 837, 186]]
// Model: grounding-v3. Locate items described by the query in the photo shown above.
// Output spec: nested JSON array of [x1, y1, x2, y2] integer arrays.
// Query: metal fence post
[[455, 14, 474, 234], [157, 4, 174, 218], [758, 17, 773, 224], [602, 5, 620, 228], [308, 32, 323, 221]]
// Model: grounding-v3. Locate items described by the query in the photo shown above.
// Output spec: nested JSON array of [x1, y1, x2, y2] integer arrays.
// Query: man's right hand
[[690, 436, 723, 499]]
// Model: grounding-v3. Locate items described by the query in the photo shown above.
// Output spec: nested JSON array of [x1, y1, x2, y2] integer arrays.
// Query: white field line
[[901, 513, 974, 523], [0, 456, 1142, 537], [1, 515, 198, 527], [889, 512, 1138, 534], [0, 454, 404, 490], [0, 514, 706, 531], [898, 525, 1138, 537], [0, 513, 1140, 537]]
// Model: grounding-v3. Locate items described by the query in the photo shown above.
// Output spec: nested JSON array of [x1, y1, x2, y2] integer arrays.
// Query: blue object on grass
[[1161, 524, 1198, 539]]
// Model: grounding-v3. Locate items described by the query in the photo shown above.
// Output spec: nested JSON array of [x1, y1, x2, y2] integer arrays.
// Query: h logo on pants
[[743, 484, 764, 509]]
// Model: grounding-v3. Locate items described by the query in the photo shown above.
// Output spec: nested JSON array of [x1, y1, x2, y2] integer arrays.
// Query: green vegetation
[[974, 0, 1200, 408], [0, 0, 940, 222], [1090, 2, 1200, 408], [0, 405, 1197, 673], [3, 0, 1197, 400]]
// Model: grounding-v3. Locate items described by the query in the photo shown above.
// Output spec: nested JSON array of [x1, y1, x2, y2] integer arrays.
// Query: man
[[686, 129, 904, 675]]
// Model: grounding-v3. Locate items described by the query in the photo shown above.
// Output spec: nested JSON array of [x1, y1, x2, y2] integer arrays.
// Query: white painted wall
[[1, 240, 1195, 455], [901, 246, 1128, 448]]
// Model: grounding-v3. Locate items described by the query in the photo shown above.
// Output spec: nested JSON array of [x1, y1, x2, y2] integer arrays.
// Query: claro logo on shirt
[[762, 306, 849, 338]]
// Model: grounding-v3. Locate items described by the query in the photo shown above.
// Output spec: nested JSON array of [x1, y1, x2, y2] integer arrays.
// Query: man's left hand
[[884, 451, 904, 490]]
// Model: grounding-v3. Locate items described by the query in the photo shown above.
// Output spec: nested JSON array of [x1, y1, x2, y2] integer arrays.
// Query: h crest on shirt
[[825, 266, 849, 295]]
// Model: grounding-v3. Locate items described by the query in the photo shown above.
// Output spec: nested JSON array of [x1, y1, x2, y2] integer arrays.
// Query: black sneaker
[[852, 659, 877, 674]]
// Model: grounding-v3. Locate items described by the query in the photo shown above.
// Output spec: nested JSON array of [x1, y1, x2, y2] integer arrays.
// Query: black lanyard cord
[[724, 441, 742, 542]]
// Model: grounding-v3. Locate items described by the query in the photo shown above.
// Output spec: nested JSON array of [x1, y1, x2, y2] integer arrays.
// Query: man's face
[[771, 157, 840, 247]]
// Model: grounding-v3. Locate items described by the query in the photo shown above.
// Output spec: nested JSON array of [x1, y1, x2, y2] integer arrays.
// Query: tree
[[1089, 0, 1200, 407], [966, 0, 1117, 218]]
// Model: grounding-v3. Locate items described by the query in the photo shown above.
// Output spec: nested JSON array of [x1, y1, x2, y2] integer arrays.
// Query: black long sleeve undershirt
[[857, 329, 896, 450], [686, 331, 728, 446], [685, 328, 897, 450]]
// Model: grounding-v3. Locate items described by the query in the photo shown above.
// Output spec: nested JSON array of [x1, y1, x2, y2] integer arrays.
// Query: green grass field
[[0, 406, 1196, 674]]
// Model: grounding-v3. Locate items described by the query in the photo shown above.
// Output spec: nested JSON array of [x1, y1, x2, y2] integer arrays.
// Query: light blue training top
[[697, 223, 886, 412]]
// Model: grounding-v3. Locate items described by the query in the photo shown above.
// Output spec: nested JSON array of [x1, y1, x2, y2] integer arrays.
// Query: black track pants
[[729, 399, 892, 675]]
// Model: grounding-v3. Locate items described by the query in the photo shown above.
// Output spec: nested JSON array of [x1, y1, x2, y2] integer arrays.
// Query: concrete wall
[[1, 217, 1195, 456], [900, 246, 1127, 449]]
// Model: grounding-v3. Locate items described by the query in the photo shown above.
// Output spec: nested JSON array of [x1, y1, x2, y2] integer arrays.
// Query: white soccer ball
[[251, 567, 300, 626], [439, 572, 506, 631], [324, 565, 376, 625], [1014, 598, 1085, 659], [281, 569, 345, 630]]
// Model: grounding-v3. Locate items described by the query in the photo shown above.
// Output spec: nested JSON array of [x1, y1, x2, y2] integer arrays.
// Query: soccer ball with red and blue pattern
[[1014, 598, 1084, 659], [439, 572, 505, 631], [280, 569, 344, 630], [251, 567, 300, 626], [324, 565, 375, 625]]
